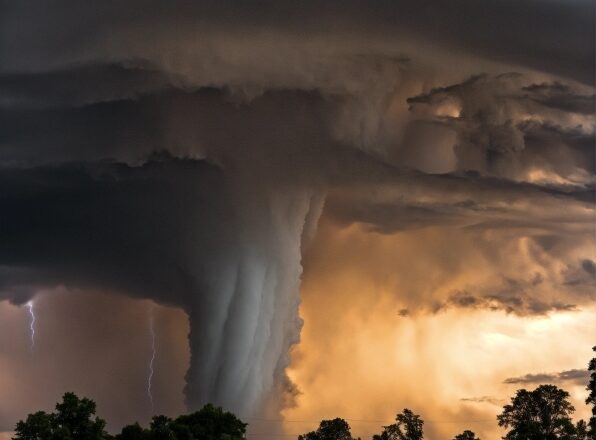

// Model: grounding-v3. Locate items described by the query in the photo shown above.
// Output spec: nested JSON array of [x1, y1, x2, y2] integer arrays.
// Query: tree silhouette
[[147, 415, 177, 440], [297, 418, 358, 440], [574, 420, 588, 440], [587, 346, 596, 438], [373, 409, 424, 440], [13, 392, 110, 440], [172, 404, 247, 440], [497, 384, 577, 440], [12, 412, 54, 440], [453, 430, 480, 440], [117, 404, 247, 440], [115, 423, 147, 440]]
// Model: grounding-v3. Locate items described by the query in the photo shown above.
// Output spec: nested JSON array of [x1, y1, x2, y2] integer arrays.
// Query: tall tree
[[13, 392, 111, 440], [453, 430, 480, 440], [587, 346, 596, 439], [297, 418, 358, 440], [497, 384, 577, 440], [373, 409, 424, 440], [575, 420, 588, 440]]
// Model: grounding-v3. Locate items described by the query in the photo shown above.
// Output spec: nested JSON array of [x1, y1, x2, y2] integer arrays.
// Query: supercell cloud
[[0, 0, 594, 434]]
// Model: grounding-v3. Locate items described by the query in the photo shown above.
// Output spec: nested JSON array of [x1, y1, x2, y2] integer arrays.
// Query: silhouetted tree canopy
[[14, 394, 246, 440], [115, 422, 147, 440], [12, 347, 596, 440], [116, 404, 247, 440], [453, 430, 480, 440], [497, 384, 577, 440], [297, 418, 359, 440], [172, 404, 247, 440], [372, 409, 423, 440], [13, 392, 110, 440], [574, 420, 588, 440]]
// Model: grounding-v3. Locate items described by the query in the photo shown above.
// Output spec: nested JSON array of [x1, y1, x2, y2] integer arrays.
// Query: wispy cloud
[[503, 369, 590, 385], [460, 396, 504, 406]]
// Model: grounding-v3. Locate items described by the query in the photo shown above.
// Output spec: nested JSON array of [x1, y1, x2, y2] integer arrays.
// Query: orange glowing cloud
[[284, 217, 595, 439]]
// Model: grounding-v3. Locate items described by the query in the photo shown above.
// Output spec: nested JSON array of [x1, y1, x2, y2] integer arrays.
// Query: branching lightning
[[26, 300, 35, 353], [147, 309, 157, 410]]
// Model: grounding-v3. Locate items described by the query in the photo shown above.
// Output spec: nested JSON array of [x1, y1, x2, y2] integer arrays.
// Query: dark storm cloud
[[407, 74, 596, 180], [562, 259, 596, 288], [504, 369, 591, 385], [0, 152, 322, 417], [324, 198, 465, 233], [0, 155, 233, 306], [1, 0, 593, 83], [443, 290, 577, 316], [521, 122, 596, 174], [0, 0, 594, 424], [324, 168, 595, 236], [0, 85, 353, 176], [582, 259, 596, 276], [521, 83, 596, 115], [0, 62, 177, 109], [408, 75, 595, 115], [0, 72, 593, 418]]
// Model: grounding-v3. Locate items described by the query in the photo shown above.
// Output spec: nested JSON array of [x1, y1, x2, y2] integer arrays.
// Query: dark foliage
[[298, 418, 359, 440], [497, 384, 577, 440], [587, 346, 596, 439], [14, 394, 246, 440], [13, 393, 110, 440], [453, 430, 480, 440], [115, 404, 247, 440], [372, 409, 423, 440]]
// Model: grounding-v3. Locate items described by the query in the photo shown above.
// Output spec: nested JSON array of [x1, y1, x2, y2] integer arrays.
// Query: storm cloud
[[0, 0, 594, 434]]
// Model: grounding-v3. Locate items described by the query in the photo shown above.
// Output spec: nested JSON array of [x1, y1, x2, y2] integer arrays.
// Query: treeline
[[12, 399, 246, 440], [300, 383, 592, 440], [12, 347, 595, 440]]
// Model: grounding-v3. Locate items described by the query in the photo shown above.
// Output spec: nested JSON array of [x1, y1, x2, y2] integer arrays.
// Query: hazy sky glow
[[285, 219, 595, 439], [0, 1, 594, 439]]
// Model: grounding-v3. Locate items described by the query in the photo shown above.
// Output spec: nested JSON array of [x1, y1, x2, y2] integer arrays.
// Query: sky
[[0, 1, 595, 439]]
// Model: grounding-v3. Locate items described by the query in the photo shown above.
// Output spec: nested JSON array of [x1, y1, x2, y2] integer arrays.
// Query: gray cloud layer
[[504, 369, 591, 386], [1, 0, 593, 83]]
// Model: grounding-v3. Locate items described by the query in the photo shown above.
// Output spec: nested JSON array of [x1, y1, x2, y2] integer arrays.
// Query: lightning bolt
[[147, 309, 157, 410], [26, 300, 35, 353]]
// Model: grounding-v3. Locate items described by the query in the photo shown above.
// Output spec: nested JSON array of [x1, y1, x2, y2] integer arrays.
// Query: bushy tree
[[497, 384, 577, 440], [13, 412, 55, 440], [297, 418, 358, 440], [173, 403, 247, 440], [373, 409, 423, 440], [148, 416, 177, 440], [116, 423, 147, 440], [13, 392, 110, 440], [117, 404, 246, 440], [453, 430, 480, 440]]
